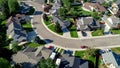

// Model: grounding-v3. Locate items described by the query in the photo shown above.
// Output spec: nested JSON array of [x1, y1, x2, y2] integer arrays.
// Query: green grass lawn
[[110, 29, 120, 34], [27, 42, 44, 48], [48, 24, 63, 35], [111, 47, 120, 54], [44, 20, 51, 25], [22, 21, 33, 32], [75, 50, 95, 63], [92, 29, 104, 36], [69, 25, 78, 38]]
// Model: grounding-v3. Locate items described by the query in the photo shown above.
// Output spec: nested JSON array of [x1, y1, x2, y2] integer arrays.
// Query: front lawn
[[110, 29, 120, 34], [48, 24, 63, 35], [111, 47, 120, 54], [75, 51, 95, 63], [69, 25, 78, 38], [44, 20, 51, 25], [92, 29, 104, 36]]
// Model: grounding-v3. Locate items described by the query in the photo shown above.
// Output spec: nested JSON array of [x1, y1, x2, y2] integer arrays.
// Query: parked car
[[81, 31, 87, 36], [80, 45, 88, 49]]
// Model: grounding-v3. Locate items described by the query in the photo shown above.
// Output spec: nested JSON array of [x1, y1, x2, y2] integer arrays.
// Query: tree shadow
[[85, 60, 95, 68], [0, 48, 14, 61], [34, 11, 43, 15], [44, 39, 53, 43]]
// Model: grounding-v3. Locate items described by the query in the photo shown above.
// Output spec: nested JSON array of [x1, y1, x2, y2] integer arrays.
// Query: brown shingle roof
[[83, 2, 107, 12]]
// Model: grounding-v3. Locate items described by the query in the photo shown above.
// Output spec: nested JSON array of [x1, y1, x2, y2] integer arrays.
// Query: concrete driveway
[[25, 1, 120, 50]]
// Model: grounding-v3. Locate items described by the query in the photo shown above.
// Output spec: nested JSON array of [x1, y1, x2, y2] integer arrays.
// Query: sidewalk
[[62, 28, 71, 38]]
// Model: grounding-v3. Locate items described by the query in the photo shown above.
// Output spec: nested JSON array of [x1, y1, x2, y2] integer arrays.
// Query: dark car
[[80, 45, 88, 49], [81, 31, 87, 36]]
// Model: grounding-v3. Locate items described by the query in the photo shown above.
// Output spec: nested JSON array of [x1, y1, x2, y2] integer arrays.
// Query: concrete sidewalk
[[62, 28, 71, 38]]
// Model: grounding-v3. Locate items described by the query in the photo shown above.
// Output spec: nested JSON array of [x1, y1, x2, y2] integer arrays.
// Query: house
[[102, 15, 120, 28], [76, 17, 100, 31], [12, 46, 52, 68], [83, 2, 107, 12], [6, 14, 28, 45], [108, 3, 119, 15], [52, 15, 70, 29], [60, 54, 89, 68], [96, 0, 105, 4], [49, 0, 61, 14], [101, 51, 120, 68]]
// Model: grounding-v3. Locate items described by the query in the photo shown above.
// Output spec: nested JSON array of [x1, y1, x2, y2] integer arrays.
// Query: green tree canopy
[[0, 0, 9, 19], [38, 57, 57, 68], [11, 41, 21, 53], [0, 57, 11, 68], [62, 0, 71, 10], [8, 0, 20, 14], [58, 7, 67, 18]]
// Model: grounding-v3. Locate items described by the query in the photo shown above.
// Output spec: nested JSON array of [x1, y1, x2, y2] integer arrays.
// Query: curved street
[[25, 1, 120, 50]]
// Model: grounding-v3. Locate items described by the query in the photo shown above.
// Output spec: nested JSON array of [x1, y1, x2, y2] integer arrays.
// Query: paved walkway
[[25, 1, 120, 51]]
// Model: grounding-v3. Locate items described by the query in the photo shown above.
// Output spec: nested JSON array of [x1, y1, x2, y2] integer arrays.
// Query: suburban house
[[7, 14, 28, 45], [102, 15, 120, 29], [12, 46, 52, 68], [59, 54, 89, 68], [49, 0, 61, 14], [108, 3, 119, 15], [101, 51, 120, 68], [76, 17, 100, 31], [82, 2, 107, 12]]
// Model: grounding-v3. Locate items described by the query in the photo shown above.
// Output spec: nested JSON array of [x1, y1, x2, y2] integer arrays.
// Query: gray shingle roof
[[61, 54, 88, 68], [102, 52, 120, 67]]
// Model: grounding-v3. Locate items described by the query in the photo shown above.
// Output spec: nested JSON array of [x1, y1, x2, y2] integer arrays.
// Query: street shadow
[[34, 11, 43, 15], [44, 39, 53, 43]]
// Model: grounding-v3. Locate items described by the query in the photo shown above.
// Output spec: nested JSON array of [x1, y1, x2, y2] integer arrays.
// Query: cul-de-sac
[[0, 0, 120, 68]]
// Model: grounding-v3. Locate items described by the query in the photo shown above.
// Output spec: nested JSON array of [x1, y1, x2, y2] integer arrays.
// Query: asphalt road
[[25, 1, 120, 50]]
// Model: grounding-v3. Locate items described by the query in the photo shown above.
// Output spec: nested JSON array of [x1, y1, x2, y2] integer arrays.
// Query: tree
[[91, 11, 100, 20], [11, 41, 21, 53], [69, 8, 78, 18], [43, 14, 49, 21], [44, 0, 47, 4], [55, 21, 62, 33], [58, 7, 67, 18], [0, 57, 11, 68], [38, 57, 57, 68], [62, 0, 71, 10], [8, 0, 20, 14], [0, 0, 10, 19]]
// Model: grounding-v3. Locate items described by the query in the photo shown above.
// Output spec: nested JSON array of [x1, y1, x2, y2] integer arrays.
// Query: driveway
[[25, 1, 120, 50]]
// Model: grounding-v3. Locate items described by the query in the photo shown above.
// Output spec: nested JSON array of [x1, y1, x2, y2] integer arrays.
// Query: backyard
[[21, 21, 33, 32]]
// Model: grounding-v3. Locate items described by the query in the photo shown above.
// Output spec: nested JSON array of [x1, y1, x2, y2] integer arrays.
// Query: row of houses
[[6, 2, 32, 45], [12, 45, 89, 68]]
